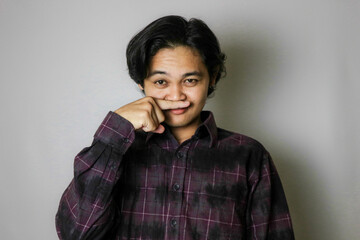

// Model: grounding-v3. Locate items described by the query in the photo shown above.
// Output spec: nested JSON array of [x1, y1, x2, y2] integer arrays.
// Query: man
[[56, 15, 295, 239]]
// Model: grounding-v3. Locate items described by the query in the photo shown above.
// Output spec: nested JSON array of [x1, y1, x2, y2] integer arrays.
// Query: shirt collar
[[196, 111, 218, 148], [145, 111, 218, 148]]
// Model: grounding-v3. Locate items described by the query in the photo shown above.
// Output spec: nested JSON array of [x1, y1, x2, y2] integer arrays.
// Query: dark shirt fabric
[[56, 111, 295, 240]]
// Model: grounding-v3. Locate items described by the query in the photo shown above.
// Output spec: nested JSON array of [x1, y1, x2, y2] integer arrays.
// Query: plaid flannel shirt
[[56, 111, 294, 239]]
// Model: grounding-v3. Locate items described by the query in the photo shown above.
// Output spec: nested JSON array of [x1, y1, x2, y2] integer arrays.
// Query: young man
[[56, 16, 295, 239]]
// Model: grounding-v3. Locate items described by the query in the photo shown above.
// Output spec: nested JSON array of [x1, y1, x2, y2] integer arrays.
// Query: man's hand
[[115, 97, 190, 134]]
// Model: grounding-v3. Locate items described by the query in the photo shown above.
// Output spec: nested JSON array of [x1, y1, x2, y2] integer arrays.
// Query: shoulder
[[215, 128, 272, 177], [216, 127, 267, 153]]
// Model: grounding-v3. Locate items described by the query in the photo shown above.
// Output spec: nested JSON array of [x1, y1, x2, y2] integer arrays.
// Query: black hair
[[126, 15, 226, 95]]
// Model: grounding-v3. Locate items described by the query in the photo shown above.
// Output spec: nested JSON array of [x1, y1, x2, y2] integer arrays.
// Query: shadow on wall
[[207, 31, 341, 240]]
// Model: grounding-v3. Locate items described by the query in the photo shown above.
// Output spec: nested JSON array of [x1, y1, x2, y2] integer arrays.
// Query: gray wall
[[0, 0, 359, 239]]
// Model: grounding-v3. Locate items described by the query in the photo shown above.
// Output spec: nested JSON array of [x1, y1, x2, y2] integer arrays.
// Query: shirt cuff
[[93, 111, 135, 152]]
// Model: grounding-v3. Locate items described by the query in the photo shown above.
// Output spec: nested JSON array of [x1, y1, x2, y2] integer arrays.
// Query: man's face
[[142, 46, 213, 131]]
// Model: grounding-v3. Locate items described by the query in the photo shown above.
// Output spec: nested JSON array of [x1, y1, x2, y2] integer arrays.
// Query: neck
[[170, 117, 202, 144]]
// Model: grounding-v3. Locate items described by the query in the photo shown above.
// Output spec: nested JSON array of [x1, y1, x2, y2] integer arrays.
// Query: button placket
[[168, 146, 189, 235], [176, 151, 183, 159], [172, 183, 180, 191], [170, 218, 177, 228], [110, 161, 117, 170]]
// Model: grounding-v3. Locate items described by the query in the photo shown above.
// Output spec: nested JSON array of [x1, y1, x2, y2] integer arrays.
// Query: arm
[[55, 97, 189, 239], [246, 150, 295, 239], [55, 112, 135, 240]]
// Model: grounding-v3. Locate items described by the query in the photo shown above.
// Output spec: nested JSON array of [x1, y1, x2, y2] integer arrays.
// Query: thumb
[[152, 124, 165, 134]]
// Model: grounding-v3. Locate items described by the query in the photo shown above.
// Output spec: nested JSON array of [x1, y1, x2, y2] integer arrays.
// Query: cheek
[[144, 88, 166, 99], [185, 89, 207, 105]]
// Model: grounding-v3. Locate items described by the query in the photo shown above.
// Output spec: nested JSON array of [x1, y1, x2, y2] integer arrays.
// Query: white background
[[0, 0, 359, 239]]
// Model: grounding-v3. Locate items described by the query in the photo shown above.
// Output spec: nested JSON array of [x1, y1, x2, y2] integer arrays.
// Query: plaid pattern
[[56, 111, 294, 239]]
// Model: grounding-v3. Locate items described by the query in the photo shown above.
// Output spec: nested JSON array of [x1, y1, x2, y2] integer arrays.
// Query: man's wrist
[[93, 111, 135, 150]]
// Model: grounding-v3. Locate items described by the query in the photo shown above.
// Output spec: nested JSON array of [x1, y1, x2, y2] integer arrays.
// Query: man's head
[[126, 15, 226, 96], [126, 16, 226, 137]]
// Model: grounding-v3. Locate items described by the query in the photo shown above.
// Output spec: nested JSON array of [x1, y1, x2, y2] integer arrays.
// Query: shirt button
[[110, 162, 117, 169], [123, 138, 130, 143], [173, 183, 180, 191], [176, 151, 183, 159], [170, 219, 177, 228]]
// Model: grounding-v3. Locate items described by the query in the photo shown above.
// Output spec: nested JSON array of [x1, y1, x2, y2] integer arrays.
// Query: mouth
[[169, 107, 189, 115]]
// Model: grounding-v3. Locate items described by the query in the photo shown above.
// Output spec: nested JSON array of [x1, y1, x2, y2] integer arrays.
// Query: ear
[[210, 68, 218, 87], [138, 84, 144, 91], [210, 77, 216, 87]]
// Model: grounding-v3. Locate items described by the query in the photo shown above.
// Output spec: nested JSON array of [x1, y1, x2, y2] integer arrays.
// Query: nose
[[165, 84, 186, 101]]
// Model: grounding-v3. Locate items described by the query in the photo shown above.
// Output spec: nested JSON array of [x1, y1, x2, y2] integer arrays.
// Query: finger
[[137, 107, 155, 132], [152, 124, 165, 134], [142, 117, 165, 133], [149, 100, 165, 123], [154, 99, 190, 110], [142, 118, 157, 132], [150, 106, 160, 126], [146, 98, 163, 121]]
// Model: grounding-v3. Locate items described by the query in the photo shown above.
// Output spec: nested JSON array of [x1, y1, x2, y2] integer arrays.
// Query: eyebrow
[[148, 70, 203, 78]]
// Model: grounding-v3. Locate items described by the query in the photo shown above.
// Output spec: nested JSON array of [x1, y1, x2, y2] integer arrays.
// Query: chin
[[165, 113, 200, 129], [165, 119, 189, 128]]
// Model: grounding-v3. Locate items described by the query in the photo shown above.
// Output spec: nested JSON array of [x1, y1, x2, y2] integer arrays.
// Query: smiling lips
[[169, 107, 188, 115]]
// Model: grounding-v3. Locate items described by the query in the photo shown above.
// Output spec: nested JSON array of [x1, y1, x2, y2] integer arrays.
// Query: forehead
[[148, 46, 207, 73]]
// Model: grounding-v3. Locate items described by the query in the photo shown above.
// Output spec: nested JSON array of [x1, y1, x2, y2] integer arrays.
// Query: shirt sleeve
[[55, 111, 135, 240], [246, 150, 295, 239]]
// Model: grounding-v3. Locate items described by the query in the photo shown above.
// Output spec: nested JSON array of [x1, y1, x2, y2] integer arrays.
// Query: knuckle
[[143, 102, 153, 111], [144, 110, 152, 119], [139, 110, 150, 120], [145, 96, 155, 103]]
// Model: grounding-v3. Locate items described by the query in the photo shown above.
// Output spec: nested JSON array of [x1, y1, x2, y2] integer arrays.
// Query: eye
[[154, 80, 167, 86], [184, 79, 199, 86]]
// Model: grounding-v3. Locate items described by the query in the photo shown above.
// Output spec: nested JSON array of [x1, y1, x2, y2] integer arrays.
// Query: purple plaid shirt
[[56, 111, 294, 239]]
